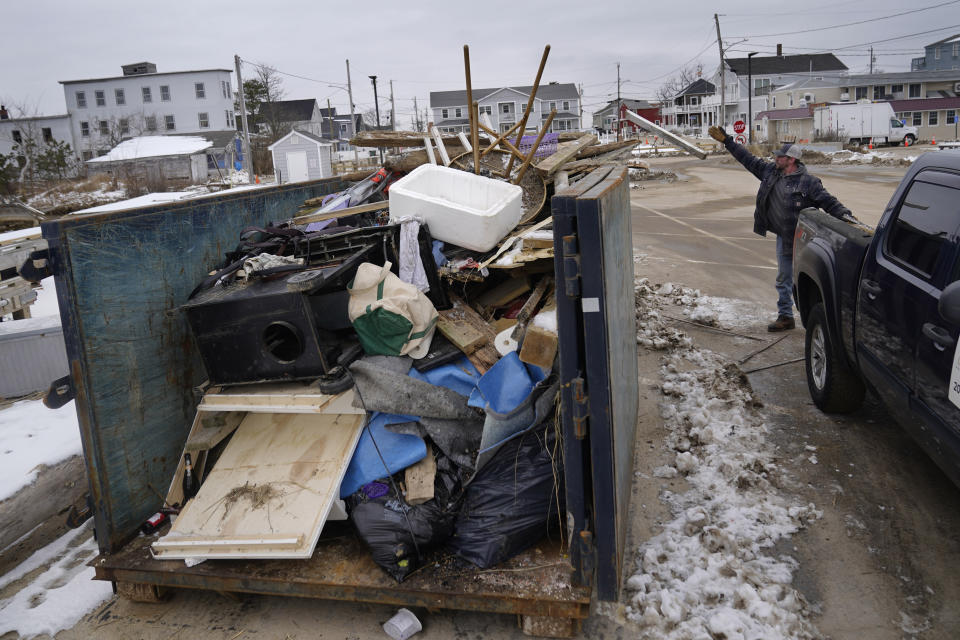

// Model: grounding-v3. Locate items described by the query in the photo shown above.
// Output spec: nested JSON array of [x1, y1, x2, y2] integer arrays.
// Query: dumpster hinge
[[561, 235, 580, 298], [571, 377, 588, 439], [577, 530, 595, 587]]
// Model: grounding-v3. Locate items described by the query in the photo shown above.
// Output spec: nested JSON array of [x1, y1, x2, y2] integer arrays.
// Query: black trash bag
[[448, 426, 563, 569], [348, 447, 465, 582]]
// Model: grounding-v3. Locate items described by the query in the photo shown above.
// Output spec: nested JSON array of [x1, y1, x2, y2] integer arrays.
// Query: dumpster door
[[553, 167, 638, 601]]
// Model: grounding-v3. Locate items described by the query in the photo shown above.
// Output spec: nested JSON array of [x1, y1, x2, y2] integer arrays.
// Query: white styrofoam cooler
[[388, 164, 523, 252]]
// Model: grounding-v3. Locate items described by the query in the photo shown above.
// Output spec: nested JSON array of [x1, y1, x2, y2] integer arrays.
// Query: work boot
[[767, 315, 795, 332]]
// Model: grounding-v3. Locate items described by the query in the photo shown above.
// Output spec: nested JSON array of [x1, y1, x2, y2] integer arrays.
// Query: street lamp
[[369, 75, 383, 163], [747, 52, 758, 144]]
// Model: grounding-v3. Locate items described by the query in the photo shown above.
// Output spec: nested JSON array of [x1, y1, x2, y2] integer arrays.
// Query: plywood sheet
[[153, 411, 364, 560], [199, 385, 364, 414]]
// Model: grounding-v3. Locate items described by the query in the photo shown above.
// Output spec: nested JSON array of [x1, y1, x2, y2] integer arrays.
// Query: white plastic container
[[389, 164, 523, 252], [382, 607, 422, 640]]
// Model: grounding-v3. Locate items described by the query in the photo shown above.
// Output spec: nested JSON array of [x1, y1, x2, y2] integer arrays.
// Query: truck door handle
[[861, 279, 882, 299], [922, 323, 955, 351]]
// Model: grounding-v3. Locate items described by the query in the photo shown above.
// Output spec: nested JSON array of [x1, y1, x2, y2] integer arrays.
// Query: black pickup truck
[[793, 152, 960, 486]]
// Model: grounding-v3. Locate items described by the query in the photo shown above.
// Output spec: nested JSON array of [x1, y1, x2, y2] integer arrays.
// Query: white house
[[60, 62, 235, 160], [0, 110, 73, 157], [268, 130, 332, 184], [429, 82, 581, 135]]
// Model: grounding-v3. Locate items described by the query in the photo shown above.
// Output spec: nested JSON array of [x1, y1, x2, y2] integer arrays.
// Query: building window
[[80, 121, 90, 137], [454, 107, 462, 118], [118, 118, 129, 136], [76, 91, 87, 108], [913, 112, 922, 126], [160, 85, 171, 101], [165, 115, 176, 131], [754, 78, 771, 96], [441, 108, 449, 119], [789, 93, 794, 106], [221, 80, 228, 99], [549, 101, 557, 111], [855, 87, 868, 100], [479, 105, 492, 115], [891, 84, 903, 94], [563, 101, 570, 111], [873, 86, 883, 99], [195, 82, 205, 99], [948, 110, 957, 124], [145, 116, 157, 131], [94, 90, 106, 107], [929, 111, 939, 126], [99, 120, 109, 136], [909, 83, 921, 98], [142, 87, 152, 103], [198, 112, 209, 128], [225, 110, 232, 128], [115, 88, 126, 106], [81, 150, 94, 161], [502, 103, 510, 114], [935, 47, 941, 60], [340, 123, 348, 134], [42, 127, 53, 143], [11, 130, 22, 144]]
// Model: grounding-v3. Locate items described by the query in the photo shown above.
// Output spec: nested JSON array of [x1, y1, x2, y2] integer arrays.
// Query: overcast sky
[[3, 0, 959, 126]]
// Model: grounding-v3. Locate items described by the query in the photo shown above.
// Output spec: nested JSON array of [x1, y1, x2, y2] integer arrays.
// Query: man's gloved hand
[[708, 126, 728, 143]]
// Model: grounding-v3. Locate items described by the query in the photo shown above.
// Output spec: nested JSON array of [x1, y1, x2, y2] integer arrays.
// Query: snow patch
[[0, 399, 82, 501], [87, 135, 212, 162]]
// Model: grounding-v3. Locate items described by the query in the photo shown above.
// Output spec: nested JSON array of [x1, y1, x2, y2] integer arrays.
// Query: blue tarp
[[340, 412, 426, 498]]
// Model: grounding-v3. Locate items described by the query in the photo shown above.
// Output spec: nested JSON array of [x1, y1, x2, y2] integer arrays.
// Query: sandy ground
[[3, 144, 959, 639]]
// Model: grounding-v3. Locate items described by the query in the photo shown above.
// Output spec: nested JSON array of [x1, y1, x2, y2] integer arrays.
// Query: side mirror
[[939, 281, 960, 324]]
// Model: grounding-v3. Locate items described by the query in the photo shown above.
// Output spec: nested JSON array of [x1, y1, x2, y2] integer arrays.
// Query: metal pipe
[[621, 109, 706, 159]]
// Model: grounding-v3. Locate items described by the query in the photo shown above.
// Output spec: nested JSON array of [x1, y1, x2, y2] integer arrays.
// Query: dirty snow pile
[[635, 278, 772, 335], [625, 277, 823, 640], [0, 521, 111, 638]]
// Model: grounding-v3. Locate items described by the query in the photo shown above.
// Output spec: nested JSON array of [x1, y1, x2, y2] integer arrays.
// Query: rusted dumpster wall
[[42, 177, 348, 552]]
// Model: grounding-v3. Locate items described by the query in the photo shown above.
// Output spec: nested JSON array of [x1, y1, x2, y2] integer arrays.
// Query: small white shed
[[268, 129, 333, 184]]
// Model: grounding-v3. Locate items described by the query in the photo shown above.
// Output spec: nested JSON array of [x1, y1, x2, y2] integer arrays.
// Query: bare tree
[[655, 64, 705, 106]]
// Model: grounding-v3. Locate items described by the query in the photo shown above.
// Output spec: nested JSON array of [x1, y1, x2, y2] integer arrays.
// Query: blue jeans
[[776, 236, 794, 318]]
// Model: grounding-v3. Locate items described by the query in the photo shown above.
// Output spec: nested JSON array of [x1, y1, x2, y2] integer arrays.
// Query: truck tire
[[804, 303, 865, 413], [904, 134, 916, 146]]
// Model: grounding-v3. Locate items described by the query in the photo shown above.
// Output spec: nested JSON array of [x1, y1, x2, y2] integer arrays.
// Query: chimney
[[0, 105, 8, 120], [777, 44, 782, 57]]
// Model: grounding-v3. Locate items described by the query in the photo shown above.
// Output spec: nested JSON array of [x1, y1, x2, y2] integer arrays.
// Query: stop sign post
[[733, 120, 746, 134]]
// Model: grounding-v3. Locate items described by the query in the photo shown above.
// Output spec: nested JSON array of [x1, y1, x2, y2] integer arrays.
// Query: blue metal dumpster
[[43, 168, 636, 634]]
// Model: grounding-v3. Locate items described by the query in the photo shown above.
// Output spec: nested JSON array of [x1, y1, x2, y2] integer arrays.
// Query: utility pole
[[346, 59, 358, 165], [616, 62, 622, 142], [234, 54, 254, 184], [369, 75, 383, 163], [389, 80, 396, 131], [715, 13, 725, 129], [869, 46, 875, 74], [578, 83, 584, 129], [748, 52, 758, 144], [413, 96, 420, 131]]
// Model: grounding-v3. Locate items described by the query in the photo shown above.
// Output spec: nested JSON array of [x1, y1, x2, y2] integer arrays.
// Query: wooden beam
[[349, 130, 463, 147], [384, 146, 467, 172], [534, 134, 599, 177], [575, 138, 637, 160], [291, 200, 389, 225]]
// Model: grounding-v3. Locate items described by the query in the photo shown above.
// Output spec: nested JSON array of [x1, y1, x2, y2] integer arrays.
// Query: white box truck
[[813, 101, 918, 146]]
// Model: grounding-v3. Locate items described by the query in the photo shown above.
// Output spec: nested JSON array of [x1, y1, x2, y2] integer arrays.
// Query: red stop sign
[[733, 120, 746, 134]]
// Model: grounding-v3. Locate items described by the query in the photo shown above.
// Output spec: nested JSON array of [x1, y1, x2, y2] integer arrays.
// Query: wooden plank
[[574, 139, 637, 160], [186, 411, 245, 450], [199, 385, 363, 415], [518, 324, 558, 370], [442, 294, 499, 373], [475, 276, 530, 310], [437, 312, 486, 355], [384, 146, 467, 172], [404, 448, 436, 505], [534, 134, 598, 178], [291, 200, 389, 225], [153, 411, 365, 560]]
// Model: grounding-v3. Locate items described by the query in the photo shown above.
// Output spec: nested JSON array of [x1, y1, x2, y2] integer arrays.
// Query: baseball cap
[[774, 143, 802, 160]]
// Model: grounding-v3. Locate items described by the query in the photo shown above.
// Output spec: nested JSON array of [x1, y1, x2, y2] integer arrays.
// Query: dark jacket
[[723, 138, 851, 247]]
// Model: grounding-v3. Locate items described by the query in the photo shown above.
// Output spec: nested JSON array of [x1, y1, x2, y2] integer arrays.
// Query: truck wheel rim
[[811, 325, 827, 389]]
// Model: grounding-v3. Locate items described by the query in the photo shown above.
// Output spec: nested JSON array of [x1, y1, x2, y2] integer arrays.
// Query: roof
[[60, 68, 231, 85], [259, 99, 318, 123], [596, 99, 656, 116], [928, 33, 960, 47], [87, 136, 212, 163], [0, 114, 70, 124], [268, 129, 334, 150], [889, 97, 960, 111], [845, 69, 960, 84], [430, 83, 579, 108], [169, 130, 236, 149], [677, 79, 715, 96], [756, 106, 813, 120], [726, 54, 847, 76], [773, 76, 845, 92]]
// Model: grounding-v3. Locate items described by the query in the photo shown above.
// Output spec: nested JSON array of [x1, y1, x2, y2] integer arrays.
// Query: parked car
[[793, 152, 960, 485]]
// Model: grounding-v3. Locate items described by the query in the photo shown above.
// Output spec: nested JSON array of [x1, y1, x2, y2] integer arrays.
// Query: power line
[[833, 23, 960, 50], [239, 57, 348, 89], [734, 0, 959, 37]]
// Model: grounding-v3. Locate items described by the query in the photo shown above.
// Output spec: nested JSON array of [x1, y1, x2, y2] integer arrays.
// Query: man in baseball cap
[[708, 127, 851, 331]]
